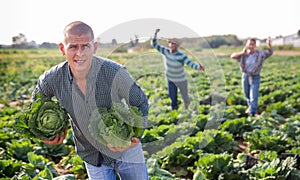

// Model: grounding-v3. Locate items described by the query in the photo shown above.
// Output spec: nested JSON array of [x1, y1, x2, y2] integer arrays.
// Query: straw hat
[[167, 38, 182, 46]]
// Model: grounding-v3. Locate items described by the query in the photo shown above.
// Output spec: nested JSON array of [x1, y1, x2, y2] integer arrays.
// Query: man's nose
[[76, 47, 84, 56]]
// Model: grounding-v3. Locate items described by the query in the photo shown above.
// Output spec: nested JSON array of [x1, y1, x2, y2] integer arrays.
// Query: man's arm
[[107, 67, 149, 152], [151, 29, 168, 55], [32, 72, 67, 145], [261, 37, 273, 60], [230, 46, 247, 59], [154, 28, 160, 39], [266, 37, 273, 52], [182, 55, 205, 71]]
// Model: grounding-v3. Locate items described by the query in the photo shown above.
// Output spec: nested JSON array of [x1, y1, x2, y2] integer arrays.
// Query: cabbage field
[[0, 47, 300, 179]]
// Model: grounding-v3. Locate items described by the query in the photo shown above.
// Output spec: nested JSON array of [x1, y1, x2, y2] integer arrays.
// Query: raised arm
[[262, 36, 273, 59], [151, 28, 168, 54], [230, 45, 247, 59], [154, 28, 160, 39], [266, 37, 272, 52]]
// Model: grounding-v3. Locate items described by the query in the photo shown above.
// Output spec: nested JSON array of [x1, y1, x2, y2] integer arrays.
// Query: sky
[[1, 0, 299, 45]]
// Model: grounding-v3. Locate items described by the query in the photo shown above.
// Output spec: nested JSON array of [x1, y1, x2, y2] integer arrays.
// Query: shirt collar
[[66, 57, 98, 83], [67, 62, 73, 83]]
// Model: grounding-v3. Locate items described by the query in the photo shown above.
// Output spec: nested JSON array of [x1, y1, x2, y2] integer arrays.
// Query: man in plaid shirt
[[32, 21, 149, 180]]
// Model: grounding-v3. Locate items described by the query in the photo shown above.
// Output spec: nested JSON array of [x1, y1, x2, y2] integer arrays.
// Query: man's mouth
[[74, 60, 85, 65]]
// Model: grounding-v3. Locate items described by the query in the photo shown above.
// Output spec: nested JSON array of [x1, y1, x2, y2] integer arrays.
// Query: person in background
[[32, 21, 149, 180], [151, 29, 205, 110], [230, 37, 273, 116]]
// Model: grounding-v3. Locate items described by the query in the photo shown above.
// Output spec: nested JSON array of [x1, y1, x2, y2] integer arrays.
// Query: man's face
[[59, 33, 98, 74], [246, 39, 256, 53], [168, 41, 179, 52]]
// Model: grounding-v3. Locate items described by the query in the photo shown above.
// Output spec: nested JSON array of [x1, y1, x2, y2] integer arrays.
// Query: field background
[[0, 42, 300, 179]]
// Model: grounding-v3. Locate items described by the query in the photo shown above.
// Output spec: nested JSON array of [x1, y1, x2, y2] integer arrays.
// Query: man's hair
[[63, 21, 94, 43], [248, 38, 256, 44]]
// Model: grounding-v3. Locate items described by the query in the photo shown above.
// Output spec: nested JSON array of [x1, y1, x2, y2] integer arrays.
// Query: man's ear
[[59, 43, 65, 56], [93, 41, 98, 54]]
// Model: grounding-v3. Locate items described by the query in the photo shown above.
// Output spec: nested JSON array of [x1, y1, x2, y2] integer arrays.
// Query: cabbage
[[15, 93, 69, 140], [88, 103, 144, 148]]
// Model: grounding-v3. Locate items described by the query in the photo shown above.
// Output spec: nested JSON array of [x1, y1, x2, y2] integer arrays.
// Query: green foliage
[[14, 92, 69, 140], [88, 103, 144, 148], [6, 138, 33, 161], [35, 142, 71, 157], [273, 44, 295, 50], [0, 159, 22, 177], [243, 157, 298, 179], [22, 152, 59, 178], [199, 35, 243, 48], [194, 153, 236, 180], [147, 158, 178, 180], [0, 49, 300, 179], [243, 127, 292, 152], [218, 117, 254, 136], [199, 129, 238, 154]]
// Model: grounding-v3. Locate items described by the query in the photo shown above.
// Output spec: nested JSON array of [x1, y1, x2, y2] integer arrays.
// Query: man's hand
[[199, 64, 205, 71], [230, 42, 249, 59], [41, 128, 67, 145], [266, 37, 271, 45], [154, 29, 160, 38], [242, 45, 248, 54], [107, 137, 140, 152], [265, 36, 272, 51], [155, 29, 160, 34]]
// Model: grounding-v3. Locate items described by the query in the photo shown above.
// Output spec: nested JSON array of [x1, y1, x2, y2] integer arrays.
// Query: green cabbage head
[[88, 103, 144, 149], [15, 93, 69, 140]]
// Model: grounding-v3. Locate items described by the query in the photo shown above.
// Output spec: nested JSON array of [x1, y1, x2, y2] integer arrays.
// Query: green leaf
[[38, 166, 53, 180], [27, 152, 48, 170], [14, 92, 69, 140], [88, 103, 144, 148]]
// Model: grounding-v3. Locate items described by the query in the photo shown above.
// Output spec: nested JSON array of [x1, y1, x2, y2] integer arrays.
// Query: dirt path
[[214, 50, 300, 57], [273, 50, 300, 56]]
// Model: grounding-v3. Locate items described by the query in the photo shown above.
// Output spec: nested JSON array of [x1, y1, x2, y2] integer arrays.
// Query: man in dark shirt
[[32, 21, 149, 179]]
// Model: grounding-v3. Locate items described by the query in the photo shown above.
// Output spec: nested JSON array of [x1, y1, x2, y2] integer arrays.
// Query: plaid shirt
[[32, 56, 149, 166], [236, 49, 273, 75]]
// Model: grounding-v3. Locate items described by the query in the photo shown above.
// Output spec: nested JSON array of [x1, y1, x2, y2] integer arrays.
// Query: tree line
[[1, 33, 244, 49]]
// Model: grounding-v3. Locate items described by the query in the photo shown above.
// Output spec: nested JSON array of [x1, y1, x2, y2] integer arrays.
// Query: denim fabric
[[167, 80, 191, 110], [168, 80, 178, 110], [175, 80, 190, 105], [85, 160, 148, 180], [242, 73, 260, 115], [85, 143, 148, 180]]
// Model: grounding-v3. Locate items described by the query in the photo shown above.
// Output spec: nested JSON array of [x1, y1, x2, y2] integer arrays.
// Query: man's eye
[[69, 45, 77, 49]]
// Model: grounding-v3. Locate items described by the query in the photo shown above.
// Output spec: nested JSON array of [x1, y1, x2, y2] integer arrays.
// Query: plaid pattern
[[32, 56, 149, 166], [236, 49, 273, 75]]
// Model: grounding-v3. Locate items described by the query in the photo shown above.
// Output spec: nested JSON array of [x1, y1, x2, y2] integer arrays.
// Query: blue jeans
[[85, 143, 148, 180], [242, 73, 260, 115], [168, 80, 190, 110], [168, 80, 178, 110], [85, 160, 148, 180]]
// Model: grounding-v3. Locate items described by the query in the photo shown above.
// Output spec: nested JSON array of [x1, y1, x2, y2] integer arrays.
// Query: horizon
[[1, 32, 297, 46], [1, 0, 299, 45]]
